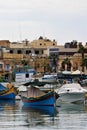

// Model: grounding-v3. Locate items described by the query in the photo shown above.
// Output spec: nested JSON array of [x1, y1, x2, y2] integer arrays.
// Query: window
[[35, 50, 39, 54], [10, 50, 13, 53], [26, 50, 31, 54], [26, 73, 29, 78], [50, 48, 59, 51], [0, 64, 3, 69], [6, 64, 10, 70], [26, 50, 29, 54], [17, 50, 22, 54]]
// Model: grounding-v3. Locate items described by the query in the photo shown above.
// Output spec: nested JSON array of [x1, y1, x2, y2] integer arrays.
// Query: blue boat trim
[[0, 92, 16, 99], [21, 91, 55, 106]]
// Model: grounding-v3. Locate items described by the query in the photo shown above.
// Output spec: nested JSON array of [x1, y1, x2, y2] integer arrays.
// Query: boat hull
[[0, 85, 17, 100], [41, 77, 57, 83], [0, 92, 16, 99], [56, 92, 86, 104], [21, 91, 55, 106]]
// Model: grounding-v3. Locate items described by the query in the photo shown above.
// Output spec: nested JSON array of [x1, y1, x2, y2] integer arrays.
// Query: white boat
[[55, 83, 87, 104], [40, 74, 57, 83]]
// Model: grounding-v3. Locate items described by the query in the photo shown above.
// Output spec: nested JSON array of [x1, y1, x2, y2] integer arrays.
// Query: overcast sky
[[0, 0, 87, 44]]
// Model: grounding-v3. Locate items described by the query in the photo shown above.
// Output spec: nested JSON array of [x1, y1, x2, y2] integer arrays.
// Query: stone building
[[0, 37, 87, 80]]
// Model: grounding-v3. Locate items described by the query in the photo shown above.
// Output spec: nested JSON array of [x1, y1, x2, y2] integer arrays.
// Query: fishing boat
[[20, 85, 58, 106], [0, 83, 18, 99], [55, 83, 87, 104]]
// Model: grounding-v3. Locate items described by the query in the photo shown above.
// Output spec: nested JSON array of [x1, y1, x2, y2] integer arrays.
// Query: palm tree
[[21, 59, 29, 66], [49, 54, 58, 72], [81, 58, 87, 70], [41, 61, 47, 74], [78, 44, 85, 72], [62, 58, 71, 71], [41, 58, 51, 74]]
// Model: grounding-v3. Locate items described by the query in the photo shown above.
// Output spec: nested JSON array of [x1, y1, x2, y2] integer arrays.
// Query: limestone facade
[[0, 37, 87, 78]]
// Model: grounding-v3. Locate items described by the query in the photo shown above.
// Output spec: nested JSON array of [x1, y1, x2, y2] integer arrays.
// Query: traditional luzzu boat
[[0, 83, 18, 99], [20, 85, 58, 106]]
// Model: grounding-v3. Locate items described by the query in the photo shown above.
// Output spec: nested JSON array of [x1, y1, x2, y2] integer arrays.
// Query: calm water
[[0, 100, 87, 130]]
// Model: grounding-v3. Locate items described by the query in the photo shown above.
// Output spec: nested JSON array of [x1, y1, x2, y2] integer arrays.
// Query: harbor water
[[0, 100, 87, 130]]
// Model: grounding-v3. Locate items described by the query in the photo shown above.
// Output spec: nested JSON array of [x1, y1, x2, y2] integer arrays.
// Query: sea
[[0, 100, 87, 130]]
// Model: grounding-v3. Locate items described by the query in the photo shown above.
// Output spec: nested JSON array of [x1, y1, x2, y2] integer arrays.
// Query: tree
[[41, 61, 47, 73], [49, 54, 58, 72], [62, 57, 70, 64], [81, 58, 87, 69], [41, 56, 51, 73], [21, 59, 28, 66], [62, 57, 71, 71], [78, 44, 85, 72]]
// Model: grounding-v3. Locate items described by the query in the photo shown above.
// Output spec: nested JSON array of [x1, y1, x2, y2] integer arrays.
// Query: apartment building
[[0, 37, 87, 80]]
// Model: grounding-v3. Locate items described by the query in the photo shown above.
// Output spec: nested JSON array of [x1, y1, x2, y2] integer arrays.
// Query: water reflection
[[22, 105, 57, 127], [0, 100, 16, 111], [55, 103, 87, 130], [56, 103, 86, 113], [0, 100, 18, 130], [22, 105, 57, 116], [0, 100, 87, 130]]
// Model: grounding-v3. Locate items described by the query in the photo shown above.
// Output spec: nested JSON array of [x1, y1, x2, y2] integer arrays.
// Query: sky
[[0, 0, 87, 45]]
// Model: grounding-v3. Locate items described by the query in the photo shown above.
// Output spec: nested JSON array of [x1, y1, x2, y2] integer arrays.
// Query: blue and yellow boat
[[0, 83, 18, 99]]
